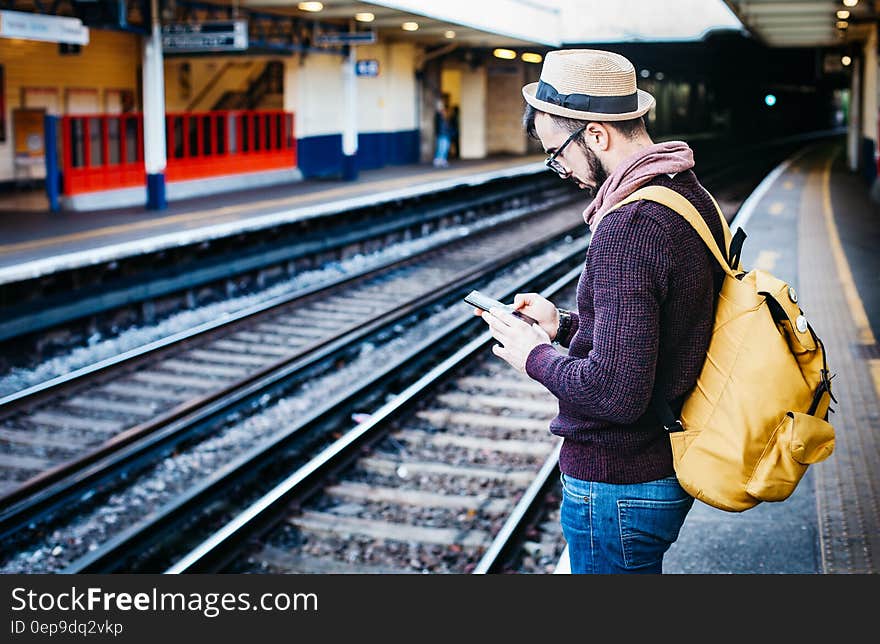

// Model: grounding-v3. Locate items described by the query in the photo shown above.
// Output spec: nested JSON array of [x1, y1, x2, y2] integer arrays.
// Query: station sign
[[0, 9, 89, 45], [356, 59, 380, 77], [315, 30, 377, 46], [162, 20, 248, 52]]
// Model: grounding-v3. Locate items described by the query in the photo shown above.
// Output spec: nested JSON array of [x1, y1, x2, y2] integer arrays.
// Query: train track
[[164, 269, 581, 575], [499, 480, 566, 574], [9, 247, 585, 573]]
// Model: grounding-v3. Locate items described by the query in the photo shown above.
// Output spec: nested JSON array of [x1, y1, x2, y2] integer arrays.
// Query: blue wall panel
[[296, 130, 419, 178], [356, 132, 387, 172], [388, 130, 420, 166], [296, 134, 344, 179]]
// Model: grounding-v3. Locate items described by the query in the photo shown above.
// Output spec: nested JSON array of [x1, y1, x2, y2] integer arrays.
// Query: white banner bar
[[0, 9, 89, 45]]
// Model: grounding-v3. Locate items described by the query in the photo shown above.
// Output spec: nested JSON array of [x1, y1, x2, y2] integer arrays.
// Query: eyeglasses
[[545, 125, 586, 177]]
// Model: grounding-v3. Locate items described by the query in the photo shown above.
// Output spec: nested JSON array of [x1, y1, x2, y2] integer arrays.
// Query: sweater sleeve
[[525, 208, 671, 425]]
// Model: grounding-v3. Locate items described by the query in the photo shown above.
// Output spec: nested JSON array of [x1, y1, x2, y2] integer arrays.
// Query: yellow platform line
[[820, 149, 880, 408], [870, 360, 880, 401], [821, 151, 876, 347], [0, 158, 534, 256]]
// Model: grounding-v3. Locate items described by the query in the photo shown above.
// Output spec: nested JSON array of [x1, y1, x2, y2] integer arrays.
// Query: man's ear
[[585, 122, 611, 151]]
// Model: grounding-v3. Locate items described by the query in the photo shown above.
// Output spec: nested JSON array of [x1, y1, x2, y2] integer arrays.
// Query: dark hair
[[522, 102, 645, 142]]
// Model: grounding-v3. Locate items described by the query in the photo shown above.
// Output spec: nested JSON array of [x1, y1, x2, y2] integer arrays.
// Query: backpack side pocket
[[745, 411, 835, 502]]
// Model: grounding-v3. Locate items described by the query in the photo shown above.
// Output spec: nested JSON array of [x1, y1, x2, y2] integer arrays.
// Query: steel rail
[[163, 265, 582, 574], [472, 441, 563, 574]]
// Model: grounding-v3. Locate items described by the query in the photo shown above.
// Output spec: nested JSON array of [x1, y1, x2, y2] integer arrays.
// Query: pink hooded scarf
[[583, 141, 695, 231]]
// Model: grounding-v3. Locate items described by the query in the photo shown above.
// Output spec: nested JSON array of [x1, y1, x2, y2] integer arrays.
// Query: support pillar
[[342, 45, 358, 181], [143, 0, 167, 209], [848, 57, 861, 173]]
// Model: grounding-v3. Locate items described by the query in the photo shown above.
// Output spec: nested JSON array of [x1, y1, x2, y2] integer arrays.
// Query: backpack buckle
[[820, 369, 838, 403], [665, 420, 685, 433]]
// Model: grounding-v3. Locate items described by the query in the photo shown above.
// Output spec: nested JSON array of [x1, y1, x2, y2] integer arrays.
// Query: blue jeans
[[559, 473, 694, 574], [434, 134, 450, 162]]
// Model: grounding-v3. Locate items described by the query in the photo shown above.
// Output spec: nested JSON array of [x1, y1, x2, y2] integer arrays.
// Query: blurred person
[[449, 105, 460, 159], [474, 49, 727, 573], [433, 99, 453, 167]]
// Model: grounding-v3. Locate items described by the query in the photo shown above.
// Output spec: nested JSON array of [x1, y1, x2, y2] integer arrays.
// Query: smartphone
[[464, 290, 538, 325]]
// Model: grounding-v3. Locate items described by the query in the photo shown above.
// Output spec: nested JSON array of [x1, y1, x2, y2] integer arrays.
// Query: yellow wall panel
[[486, 61, 527, 155], [0, 28, 140, 182]]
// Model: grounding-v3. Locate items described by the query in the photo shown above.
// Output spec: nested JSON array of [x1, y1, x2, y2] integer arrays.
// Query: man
[[476, 49, 727, 573]]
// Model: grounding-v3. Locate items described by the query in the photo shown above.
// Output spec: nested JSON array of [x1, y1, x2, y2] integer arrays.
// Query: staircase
[[186, 61, 256, 112], [213, 61, 284, 111]]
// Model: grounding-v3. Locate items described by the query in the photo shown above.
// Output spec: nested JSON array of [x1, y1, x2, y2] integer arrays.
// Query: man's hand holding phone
[[466, 290, 558, 340], [510, 292, 559, 341], [466, 290, 554, 374], [465, 290, 537, 324]]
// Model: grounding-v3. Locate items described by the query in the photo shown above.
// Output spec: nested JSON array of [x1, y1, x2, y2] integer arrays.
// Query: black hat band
[[535, 80, 638, 113]]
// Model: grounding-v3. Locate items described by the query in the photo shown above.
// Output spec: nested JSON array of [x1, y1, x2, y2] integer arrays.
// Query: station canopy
[[240, 0, 746, 48], [722, 1, 878, 48]]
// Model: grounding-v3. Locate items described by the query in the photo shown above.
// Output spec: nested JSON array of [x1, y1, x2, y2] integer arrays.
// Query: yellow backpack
[[612, 185, 836, 512]]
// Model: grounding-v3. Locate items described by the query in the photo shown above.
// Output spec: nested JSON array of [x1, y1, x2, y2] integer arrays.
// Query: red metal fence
[[61, 110, 296, 195]]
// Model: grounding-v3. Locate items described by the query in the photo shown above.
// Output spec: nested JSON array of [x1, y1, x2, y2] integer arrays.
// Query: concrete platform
[[555, 139, 880, 574], [0, 154, 544, 285]]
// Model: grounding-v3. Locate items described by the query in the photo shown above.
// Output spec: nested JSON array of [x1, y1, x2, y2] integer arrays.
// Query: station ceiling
[[722, 0, 879, 47], [241, 0, 546, 48], [242, 1, 748, 49], [10, 0, 875, 52]]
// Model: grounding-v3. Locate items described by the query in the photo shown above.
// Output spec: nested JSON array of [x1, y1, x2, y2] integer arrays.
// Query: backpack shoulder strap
[[610, 185, 739, 278], [703, 189, 734, 263], [703, 190, 747, 272]]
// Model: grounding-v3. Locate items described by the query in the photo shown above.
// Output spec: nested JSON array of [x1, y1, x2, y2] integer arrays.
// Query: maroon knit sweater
[[525, 169, 726, 484]]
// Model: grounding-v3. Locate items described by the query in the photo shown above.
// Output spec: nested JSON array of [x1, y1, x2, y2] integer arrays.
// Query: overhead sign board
[[0, 9, 89, 45], [162, 20, 248, 52], [356, 59, 379, 77], [315, 30, 376, 46]]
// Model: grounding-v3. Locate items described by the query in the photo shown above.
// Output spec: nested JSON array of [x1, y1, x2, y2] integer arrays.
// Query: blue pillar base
[[43, 115, 61, 213], [147, 173, 167, 210], [342, 154, 358, 181]]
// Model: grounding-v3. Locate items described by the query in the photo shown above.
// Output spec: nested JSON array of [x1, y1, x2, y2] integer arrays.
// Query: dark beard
[[568, 136, 609, 197], [580, 145, 608, 198]]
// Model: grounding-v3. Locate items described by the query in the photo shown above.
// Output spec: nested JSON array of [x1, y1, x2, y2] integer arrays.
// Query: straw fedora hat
[[522, 49, 655, 122]]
